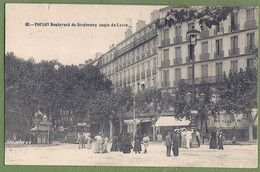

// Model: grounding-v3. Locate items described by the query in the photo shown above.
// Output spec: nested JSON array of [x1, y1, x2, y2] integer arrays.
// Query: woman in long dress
[[87, 135, 92, 149], [94, 133, 102, 153], [209, 130, 217, 149], [122, 133, 133, 154], [181, 130, 187, 148], [110, 136, 119, 151], [133, 132, 142, 153]]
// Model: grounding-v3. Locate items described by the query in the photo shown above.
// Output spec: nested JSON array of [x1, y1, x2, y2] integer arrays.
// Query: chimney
[[136, 20, 146, 31], [125, 18, 133, 38]]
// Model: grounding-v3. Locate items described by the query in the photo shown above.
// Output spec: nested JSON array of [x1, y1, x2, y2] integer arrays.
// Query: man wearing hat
[[165, 132, 172, 157], [172, 130, 180, 156]]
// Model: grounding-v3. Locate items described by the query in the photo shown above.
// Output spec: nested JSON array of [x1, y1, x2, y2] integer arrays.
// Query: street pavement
[[5, 141, 258, 168]]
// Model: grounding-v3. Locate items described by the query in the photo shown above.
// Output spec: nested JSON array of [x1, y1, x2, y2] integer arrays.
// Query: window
[[175, 25, 181, 37], [188, 22, 194, 31], [163, 49, 169, 61], [216, 39, 223, 54], [246, 8, 255, 21], [175, 68, 181, 81], [247, 33, 255, 48], [147, 61, 150, 69], [163, 29, 169, 40], [175, 47, 181, 58], [142, 63, 145, 71], [231, 35, 238, 49], [216, 63, 223, 81], [201, 41, 208, 54], [153, 58, 157, 67], [201, 64, 208, 78], [163, 70, 169, 82], [188, 67, 192, 79], [231, 12, 238, 27], [247, 58, 255, 69], [132, 67, 135, 75], [230, 60, 238, 73], [137, 65, 140, 73]]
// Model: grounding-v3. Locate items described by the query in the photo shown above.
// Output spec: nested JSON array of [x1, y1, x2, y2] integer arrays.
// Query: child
[[143, 134, 149, 154]]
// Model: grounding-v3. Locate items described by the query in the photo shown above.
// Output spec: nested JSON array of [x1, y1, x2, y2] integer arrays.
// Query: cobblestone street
[[5, 142, 258, 168]]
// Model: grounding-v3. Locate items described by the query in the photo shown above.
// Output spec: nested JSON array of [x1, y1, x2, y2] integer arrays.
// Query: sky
[[5, 4, 167, 65]]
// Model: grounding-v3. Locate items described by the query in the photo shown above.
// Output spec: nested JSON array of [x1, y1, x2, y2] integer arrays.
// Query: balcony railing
[[245, 45, 257, 54], [214, 51, 224, 59], [199, 53, 210, 61], [245, 20, 257, 29], [161, 81, 170, 88], [214, 27, 224, 36], [161, 39, 170, 46], [174, 36, 182, 44], [174, 76, 225, 86], [132, 75, 135, 82], [186, 56, 193, 63], [127, 77, 131, 83], [136, 73, 140, 80], [229, 48, 240, 56], [161, 60, 170, 67], [229, 24, 240, 32], [174, 57, 182, 65], [114, 29, 158, 58], [147, 69, 151, 77], [152, 68, 157, 75], [141, 71, 145, 79], [200, 30, 210, 39]]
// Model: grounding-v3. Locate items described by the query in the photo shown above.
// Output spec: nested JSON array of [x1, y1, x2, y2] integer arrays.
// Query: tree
[[215, 68, 258, 141]]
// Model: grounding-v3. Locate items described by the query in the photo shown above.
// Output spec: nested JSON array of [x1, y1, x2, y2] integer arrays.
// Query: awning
[[124, 119, 141, 124], [155, 116, 190, 127]]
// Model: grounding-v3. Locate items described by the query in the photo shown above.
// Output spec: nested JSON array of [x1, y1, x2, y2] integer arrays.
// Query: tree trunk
[[152, 123, 156, 142], [109, 120, 113, 139], [119, 118, 123, 133], [248, 122, 253, 142]]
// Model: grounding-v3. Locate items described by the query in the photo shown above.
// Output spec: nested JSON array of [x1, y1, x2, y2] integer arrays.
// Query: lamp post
[[186, 26, 200, 129]]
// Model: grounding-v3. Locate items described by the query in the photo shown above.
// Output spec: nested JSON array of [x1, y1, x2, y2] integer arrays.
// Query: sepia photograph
[[4, 3, 258, 168]]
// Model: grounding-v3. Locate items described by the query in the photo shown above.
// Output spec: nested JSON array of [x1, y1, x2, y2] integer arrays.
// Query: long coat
[[110, 136, 119, 151], [122, 134, 133, 153], [165, 135, 172, 146], [209, 132, 217, 149], [172, 135, 180, 156], [133, 134, 142, 152]]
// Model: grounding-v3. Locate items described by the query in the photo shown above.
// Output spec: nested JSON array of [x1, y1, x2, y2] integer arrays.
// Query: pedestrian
[[117, 133, 123, 152], [101, 137, 109, 153], [133, 132, 142, 154], [178, 130, 182, 148], [209, 130, 217, 149], [142, 133, 149, 154], [13, 133, 16, 143], [172, 131, 180, 157], [217, 130, 224, 150], [78, 133, 83, 149], [186, 129, 192, 149], [122, 133, 133, 154], [165, 132, 172, 157], [82, 133, 86, 148], [94, 132, 102, 153], [110, 136, 119, 151], [86, 134, 92, 149], [195, 129, 200, 147], [24, 132, 30, 144], [181, 129, 187, 148]]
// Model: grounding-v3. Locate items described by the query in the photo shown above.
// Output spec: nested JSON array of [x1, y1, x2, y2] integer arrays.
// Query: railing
[[174, 57, 182, 65], [152, 67, 157, 75], [214, 27, 224, 36], [200, 30, 210, 39], [245, 20, 257, 29], [174, 75, 225, 86], [199, 53, 210, 61], [161, 81, 170, 88], [127, 77, 131, 83], [132, 75, 135, 82], [245, 45, 257, 54], [136, 73, 140, 80], [229, 48, 240, 56], [147, 69, 151, 77], [141, 71, 145, 79], [229, 24, 240, 32], [161, 39, 170, 46], [174, 36, 182, 44], [161, 60, 170, 67], [214, 51, 224, 59], [114, 29, 157, 58]]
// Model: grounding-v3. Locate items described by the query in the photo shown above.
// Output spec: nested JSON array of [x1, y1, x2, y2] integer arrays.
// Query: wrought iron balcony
[[200, 30, 210, 39], [174, 36, 182, 44], [199, 53, 210, 61], [161, 81, 170, 88], [214, 51, 224, 59], [174, 57, 182, 65], [229, 48, 240, 56], [161, 39, 170, 46], [174, 76, 225, 87], [245, 45, 257, 54], [161, 60, 170, 67], [229, 24, 240, 32], [152, 67, 157, 75], [147, 69, 151, 77], [141, 71, 145, 79], [245, 20, 257, 29], [214, 27, 224, 36]]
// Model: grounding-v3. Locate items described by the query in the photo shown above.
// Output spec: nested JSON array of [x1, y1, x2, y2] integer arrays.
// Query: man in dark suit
[[165, 132, 172, 157]]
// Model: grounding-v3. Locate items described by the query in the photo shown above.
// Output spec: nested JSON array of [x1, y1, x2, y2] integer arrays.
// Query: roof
[[155, 116, 190, 127]]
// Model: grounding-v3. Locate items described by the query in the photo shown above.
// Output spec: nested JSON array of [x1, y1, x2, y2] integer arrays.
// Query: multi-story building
[[90, 6, 258, 140]]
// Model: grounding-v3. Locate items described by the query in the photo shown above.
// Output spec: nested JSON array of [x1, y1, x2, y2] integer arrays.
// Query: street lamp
[[186, 26, 200, 129]]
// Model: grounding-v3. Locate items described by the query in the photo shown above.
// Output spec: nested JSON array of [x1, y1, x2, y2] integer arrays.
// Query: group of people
[[209, 130, 224, 150], [133, 132, 150, 154], [78, 133, 92, 149], [12, 132, 37, 145]]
